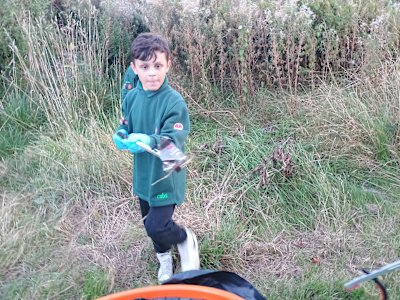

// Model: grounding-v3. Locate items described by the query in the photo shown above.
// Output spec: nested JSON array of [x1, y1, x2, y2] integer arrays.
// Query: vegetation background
[[1, 0, 399, 299]]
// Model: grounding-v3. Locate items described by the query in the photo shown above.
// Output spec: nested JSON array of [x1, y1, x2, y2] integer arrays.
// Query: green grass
[[0, 91, 46, 158], [1, 1, 400, 299], [283, 280, 369, 299], [82, 269, 109, 300], [2, 87, 399, 298]]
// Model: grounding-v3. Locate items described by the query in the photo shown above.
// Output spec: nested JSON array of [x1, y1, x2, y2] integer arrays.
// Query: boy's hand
[[126, 133, 151, 154], [113, 129, 129, 150]]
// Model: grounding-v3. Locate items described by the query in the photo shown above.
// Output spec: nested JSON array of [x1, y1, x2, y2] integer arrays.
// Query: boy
[[112, 33, 200, 283]]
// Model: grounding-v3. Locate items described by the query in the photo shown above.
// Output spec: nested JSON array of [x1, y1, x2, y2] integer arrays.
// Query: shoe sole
[[191, 230, 200, 269], [181, 229, 200, 271]]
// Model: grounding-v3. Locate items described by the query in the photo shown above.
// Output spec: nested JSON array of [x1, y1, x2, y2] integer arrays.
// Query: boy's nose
[[148, 67, 157, 76]]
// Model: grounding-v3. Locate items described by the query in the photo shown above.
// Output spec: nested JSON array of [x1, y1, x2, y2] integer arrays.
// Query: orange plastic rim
[[96, 284, 244, 300]]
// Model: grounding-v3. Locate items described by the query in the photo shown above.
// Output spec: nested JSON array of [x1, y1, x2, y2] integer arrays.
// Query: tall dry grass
[[10, 10, 113, 131], [294, 59, 400, 167], [146, 0, 400, 109]]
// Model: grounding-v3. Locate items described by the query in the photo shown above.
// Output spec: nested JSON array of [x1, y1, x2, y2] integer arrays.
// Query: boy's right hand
[[113, 129, 129, 150], [125, 133, 150, 154]]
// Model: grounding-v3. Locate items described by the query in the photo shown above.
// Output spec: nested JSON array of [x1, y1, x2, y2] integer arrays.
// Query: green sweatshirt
[[119, 77, 190, 207], [121, 66, 139, 102]]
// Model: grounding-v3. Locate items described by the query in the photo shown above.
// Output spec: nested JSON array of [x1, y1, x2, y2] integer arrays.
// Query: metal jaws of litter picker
[[117, 132, 187, 173], [136, 137, 187, 173]]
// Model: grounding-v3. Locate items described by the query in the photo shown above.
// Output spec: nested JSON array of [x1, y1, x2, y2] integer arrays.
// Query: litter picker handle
[[344, 260, 400, 289], [136, 141, 161, 158]]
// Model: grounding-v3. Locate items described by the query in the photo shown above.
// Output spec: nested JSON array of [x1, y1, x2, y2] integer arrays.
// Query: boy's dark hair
[[131, 33, 170, 63]]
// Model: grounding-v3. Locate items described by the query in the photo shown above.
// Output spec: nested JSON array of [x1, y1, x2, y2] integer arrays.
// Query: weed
[[82, 268, 109, 300]]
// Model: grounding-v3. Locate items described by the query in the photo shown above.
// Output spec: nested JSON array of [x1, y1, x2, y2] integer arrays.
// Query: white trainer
[[177, 228, 200, 272], [156, 251, 173, 284]]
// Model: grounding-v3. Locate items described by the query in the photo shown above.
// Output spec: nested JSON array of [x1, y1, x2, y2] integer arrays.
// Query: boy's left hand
[[126, 133, 150, 154], [113, 129, 129, 150]]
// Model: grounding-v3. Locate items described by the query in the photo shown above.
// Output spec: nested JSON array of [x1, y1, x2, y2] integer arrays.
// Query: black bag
[[160, 269, 267, 300]]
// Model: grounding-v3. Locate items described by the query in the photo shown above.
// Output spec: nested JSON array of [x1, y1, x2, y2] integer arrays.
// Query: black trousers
[[139, 198, 187, 253]]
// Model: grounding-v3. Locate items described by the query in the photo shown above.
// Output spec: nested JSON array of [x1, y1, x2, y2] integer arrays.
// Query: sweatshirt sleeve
[[151, 100, 190, 150]]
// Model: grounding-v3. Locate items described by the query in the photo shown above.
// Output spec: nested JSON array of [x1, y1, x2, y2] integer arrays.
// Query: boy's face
[[131, 51, 171, 91]]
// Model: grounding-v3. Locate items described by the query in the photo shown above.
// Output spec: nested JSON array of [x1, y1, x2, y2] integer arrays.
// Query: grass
[[1, 87, 400, 298], [0, 89, 46, 158], [1, 1, 400, 299], [82, 269, 109, 300]]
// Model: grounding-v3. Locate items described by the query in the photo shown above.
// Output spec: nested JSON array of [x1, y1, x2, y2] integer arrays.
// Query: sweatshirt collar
[[137, 76, 169, 97]]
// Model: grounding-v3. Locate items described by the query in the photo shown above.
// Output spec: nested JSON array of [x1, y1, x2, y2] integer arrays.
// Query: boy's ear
[[130, 62, 138, 75], [166, 59, 171, 72]]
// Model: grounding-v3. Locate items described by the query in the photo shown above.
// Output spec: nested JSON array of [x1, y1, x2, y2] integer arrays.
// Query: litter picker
[[118, 132, 188, 184]]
